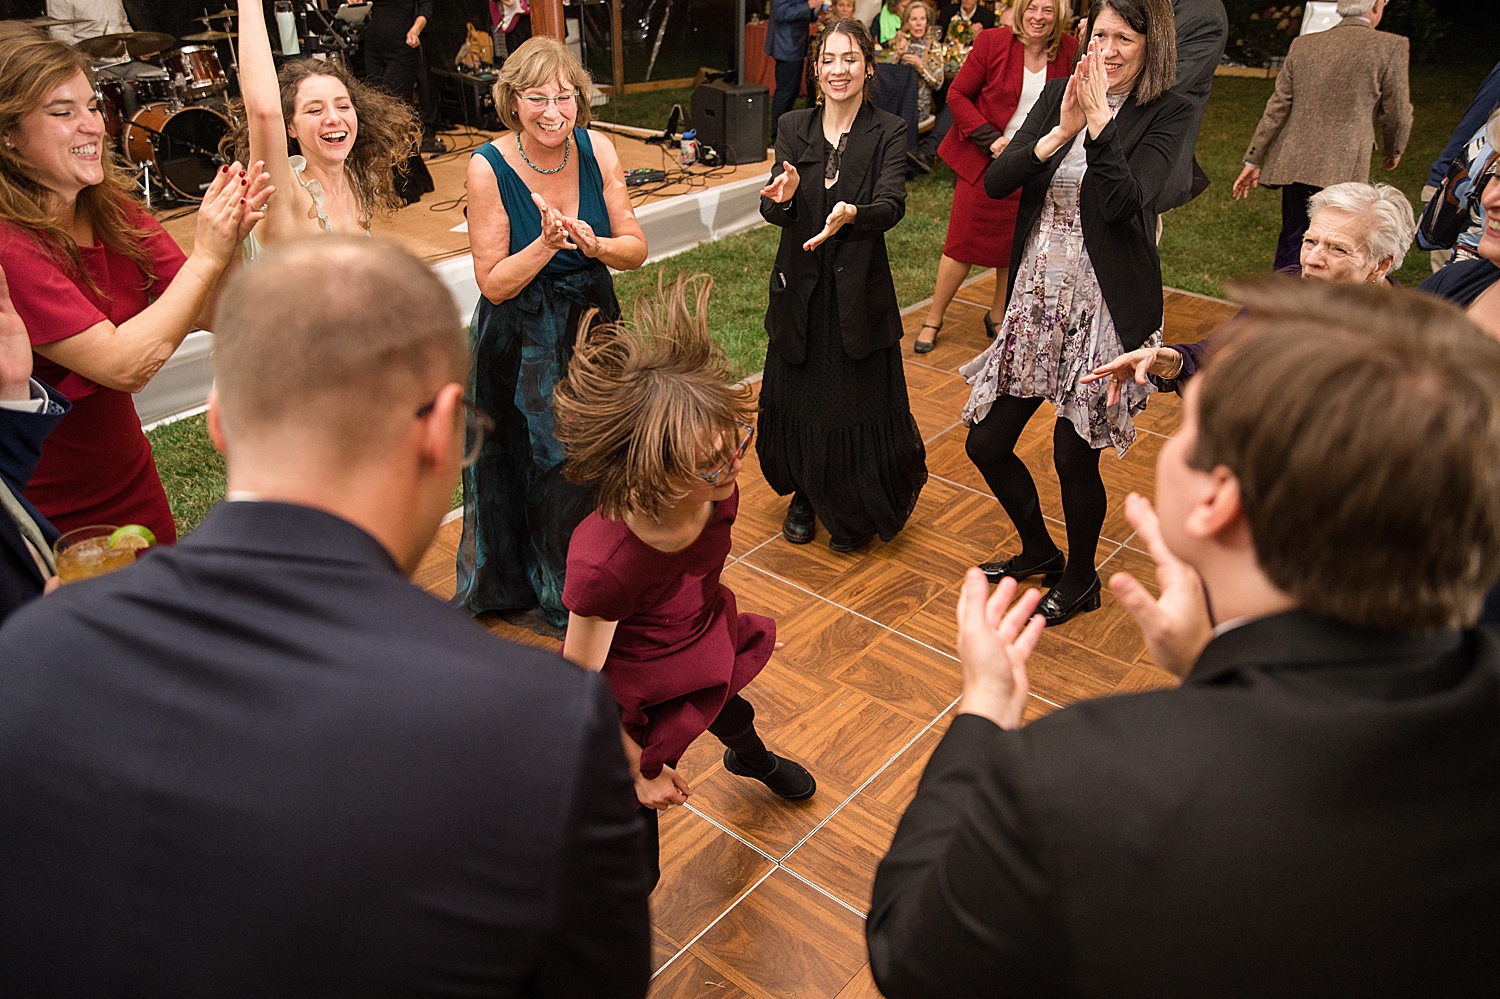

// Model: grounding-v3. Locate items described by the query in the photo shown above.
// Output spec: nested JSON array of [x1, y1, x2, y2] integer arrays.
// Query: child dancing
[[555, 275, 816, 888]]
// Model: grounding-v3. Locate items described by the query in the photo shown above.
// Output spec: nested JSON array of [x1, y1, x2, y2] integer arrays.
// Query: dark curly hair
[[221, 58, 419, 220]]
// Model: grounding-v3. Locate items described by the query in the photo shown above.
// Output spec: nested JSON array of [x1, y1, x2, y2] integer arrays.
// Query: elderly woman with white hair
[[1087, 181, 1416, 398]]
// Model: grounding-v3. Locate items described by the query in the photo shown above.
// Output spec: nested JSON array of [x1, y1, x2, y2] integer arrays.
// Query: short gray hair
[[1335, 0, 1377, 16], [1307, 182, 1416, 271]]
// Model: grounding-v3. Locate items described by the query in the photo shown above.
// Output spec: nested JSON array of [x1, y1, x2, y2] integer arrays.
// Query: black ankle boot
[[980, 549, 1065, 584], [782, 494, 815, 545], [1038, 574, 1102, 626], [724, 749, 817, 800]]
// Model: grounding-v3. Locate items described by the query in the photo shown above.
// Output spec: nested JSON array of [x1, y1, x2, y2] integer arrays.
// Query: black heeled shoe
[[724, 750, 817, 800], [829, 534, 871, 553], [914, 321, 941, 354], [782, 493, 815, 545], [984, 311, 998, 339], [980, 549, 1065, 585], [1037, 575, 1102, 626]]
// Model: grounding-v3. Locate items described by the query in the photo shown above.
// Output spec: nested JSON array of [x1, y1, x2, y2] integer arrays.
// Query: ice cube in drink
[[53, 525, 136, 583]]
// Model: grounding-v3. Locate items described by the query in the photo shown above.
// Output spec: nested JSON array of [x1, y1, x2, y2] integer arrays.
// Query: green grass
[[149, 64, 1491, 536]]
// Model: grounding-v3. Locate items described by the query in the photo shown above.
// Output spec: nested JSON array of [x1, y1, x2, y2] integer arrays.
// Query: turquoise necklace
[[516, 131, 570, 174]]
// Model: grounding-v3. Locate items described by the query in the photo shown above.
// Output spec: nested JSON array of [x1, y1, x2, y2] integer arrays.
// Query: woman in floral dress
[[958, 0, 1191, 624]]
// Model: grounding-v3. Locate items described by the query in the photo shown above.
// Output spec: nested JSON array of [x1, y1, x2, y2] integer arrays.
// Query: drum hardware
[[18, 16, 89, 28], [121, 104, 231, 206], [193, 8, 240, 22], [75, 32, 178, 61], [162, 45, 230, 100], [181, 31, 238, 42]]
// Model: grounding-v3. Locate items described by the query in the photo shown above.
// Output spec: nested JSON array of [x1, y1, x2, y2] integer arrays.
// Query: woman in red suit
[[915, 0, 1076, 352], [0, 25, 268, 543]]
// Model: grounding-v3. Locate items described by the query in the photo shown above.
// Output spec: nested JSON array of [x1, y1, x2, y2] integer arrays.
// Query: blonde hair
[[901, 0, 936, 35], [552, 274, 756, 521], [1012, 0, 1074, 61], [492, 36, 595, 133], [0, 23, 157, 293]]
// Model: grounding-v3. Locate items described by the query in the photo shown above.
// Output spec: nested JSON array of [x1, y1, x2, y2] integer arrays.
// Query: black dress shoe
[[914, 322, 941, 354], [1038, 575, 1102, 626], [979, 549, 1065, 584], [829, 534, 871, 553], [724, 749, 817, 800], [984, 311, 998, 339], [782, 493, 815, 545]]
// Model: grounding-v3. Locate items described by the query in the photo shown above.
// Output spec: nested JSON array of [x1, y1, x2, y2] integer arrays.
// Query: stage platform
[[414, 274, 1242, 999], [142, 124, 772, 426]]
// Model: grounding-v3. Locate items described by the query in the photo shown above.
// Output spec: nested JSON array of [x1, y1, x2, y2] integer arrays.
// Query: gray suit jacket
[[1246, 18, 1412, 189], [1158, 0, 1227, 211]]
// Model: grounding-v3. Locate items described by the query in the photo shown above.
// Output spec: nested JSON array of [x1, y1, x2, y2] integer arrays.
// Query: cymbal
[[193, 8, 239, 21], [18, 16, 90, 27], [182, 30, 238, 41], [74, 31, 177, 59]]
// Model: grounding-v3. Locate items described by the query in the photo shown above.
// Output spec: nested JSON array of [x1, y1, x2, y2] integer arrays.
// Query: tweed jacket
[[1245, 18, 1411, 189]]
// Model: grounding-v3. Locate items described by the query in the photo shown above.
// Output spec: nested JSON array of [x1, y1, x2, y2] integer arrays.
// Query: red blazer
[[937, 28, 1077, 186]]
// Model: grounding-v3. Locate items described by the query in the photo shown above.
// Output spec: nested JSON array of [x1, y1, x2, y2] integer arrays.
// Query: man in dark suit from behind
[[0, 262, 67, 625], [0, 237, 651, 998], [1159, 0, 1227, 212], [868, 280, 1500, 996]]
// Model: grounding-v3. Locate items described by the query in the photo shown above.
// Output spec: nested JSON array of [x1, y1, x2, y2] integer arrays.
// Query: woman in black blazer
[[959, 0, 1192, 624], [758, 18, 927, 552]]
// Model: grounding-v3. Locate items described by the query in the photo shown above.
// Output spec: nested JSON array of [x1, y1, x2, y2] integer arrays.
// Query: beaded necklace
[[516, 131, 570, 174]]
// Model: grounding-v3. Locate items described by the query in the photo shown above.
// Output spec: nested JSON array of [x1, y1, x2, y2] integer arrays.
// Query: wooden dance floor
[[414, 276, 1241, 998]]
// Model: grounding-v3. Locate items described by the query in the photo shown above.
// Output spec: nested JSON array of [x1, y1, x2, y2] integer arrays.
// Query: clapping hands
[[530, 191, 601, 257], [1070, 45, 1112, 137], [760, 161, 801, 205], [955, 570, 1045, 730], [804, 201, 857, 251], [1108, 493, 1213, 677]]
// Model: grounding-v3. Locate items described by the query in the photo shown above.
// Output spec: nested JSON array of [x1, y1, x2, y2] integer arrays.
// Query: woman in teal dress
[[454, 37, 647, 636]]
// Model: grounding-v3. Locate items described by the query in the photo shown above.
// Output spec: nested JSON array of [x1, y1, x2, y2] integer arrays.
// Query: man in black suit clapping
[[869, 280, 1500, 996], [0, 237, 651, 998]]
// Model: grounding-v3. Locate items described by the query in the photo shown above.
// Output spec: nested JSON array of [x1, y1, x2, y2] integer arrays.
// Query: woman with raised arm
[[226, 1, 418, 257], [959, 0, 1190, 626], [453, 37, 646, 637], [759, 18, 927, 552], [0, 24, 268, 544]]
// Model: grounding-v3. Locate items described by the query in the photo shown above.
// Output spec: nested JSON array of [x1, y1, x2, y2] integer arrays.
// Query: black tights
[[639, 695, 770, 890], [964, 395, 1106, 596]]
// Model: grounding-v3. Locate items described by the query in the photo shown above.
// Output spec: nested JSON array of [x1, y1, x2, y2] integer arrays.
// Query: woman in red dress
[[0, 25, 268, 543], [915, 0, 1076, 352], [555, 275, 816, 889]]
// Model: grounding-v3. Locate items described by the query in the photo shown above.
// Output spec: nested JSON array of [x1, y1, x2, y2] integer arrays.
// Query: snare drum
[[162, 45, 228, 99], [124, 103, 231, 201]]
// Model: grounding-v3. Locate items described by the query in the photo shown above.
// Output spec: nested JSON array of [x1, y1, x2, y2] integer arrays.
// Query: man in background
[[0, 238, 650, 997], [43, 0, 131, 44], [767, 0, 822, 141], [1158, 0, 1227, 214]]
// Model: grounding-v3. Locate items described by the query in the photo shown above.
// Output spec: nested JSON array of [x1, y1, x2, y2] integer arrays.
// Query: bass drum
[[124, 103, 230, 202]]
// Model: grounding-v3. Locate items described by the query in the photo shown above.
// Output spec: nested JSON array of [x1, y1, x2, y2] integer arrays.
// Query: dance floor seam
[[412, 277, 1241, 997]]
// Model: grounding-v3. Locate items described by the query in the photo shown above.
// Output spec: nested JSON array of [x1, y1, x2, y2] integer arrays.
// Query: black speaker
[[690, 81, 769, 166]]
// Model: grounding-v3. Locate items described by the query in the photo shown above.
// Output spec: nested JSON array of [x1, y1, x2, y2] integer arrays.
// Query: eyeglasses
[[1468, 152, 1499, 217], [416, 397, 494, 468], [519, 92, 579, 109], [697, 421, 755, 485]]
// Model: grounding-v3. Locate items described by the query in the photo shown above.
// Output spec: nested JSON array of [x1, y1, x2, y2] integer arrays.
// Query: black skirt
[[757, 242, 927, 542]]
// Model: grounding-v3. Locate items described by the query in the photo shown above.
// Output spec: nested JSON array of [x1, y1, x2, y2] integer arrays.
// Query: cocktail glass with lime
[[52, 524, 154, 583]]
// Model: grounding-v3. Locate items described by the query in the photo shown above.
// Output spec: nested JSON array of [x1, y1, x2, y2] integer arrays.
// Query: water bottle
[[681, 128, 698, 167], [274, 2, 301, 56]]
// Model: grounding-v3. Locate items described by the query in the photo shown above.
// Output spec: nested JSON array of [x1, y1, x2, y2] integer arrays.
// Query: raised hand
[[1074, 47, 1112, 136], [955, 569, 1046, 730], [803, 200, 857, 251], [1108, 492, 1213, 677], [760, 161, 801, 205], [530, 191, 577, 253], [1057, 65, 1086, 139], [1232, 163, 1261, 200], [0, 264, 33, 401]]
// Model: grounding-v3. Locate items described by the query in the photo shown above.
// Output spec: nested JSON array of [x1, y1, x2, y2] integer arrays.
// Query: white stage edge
[[137, 169, 769, 429]]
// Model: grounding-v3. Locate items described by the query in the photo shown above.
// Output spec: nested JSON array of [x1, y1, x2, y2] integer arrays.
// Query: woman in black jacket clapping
[[959, 0, 1191, 624], [758, 18, 927, 552]]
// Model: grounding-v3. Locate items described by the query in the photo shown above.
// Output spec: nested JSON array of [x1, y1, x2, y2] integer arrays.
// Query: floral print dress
[[959, 93, 1160, 456]]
